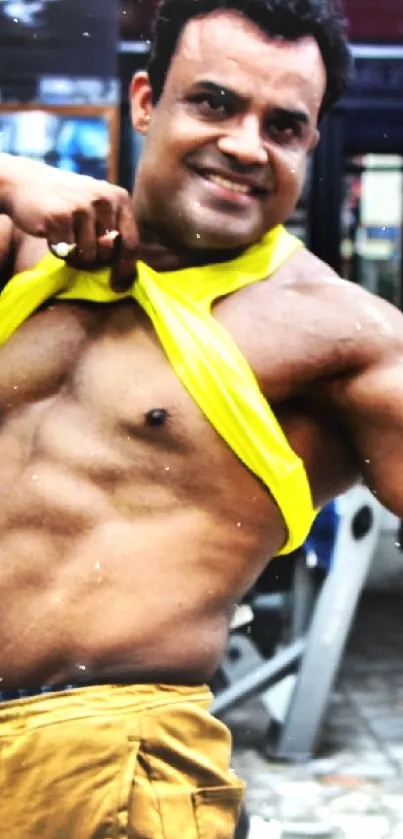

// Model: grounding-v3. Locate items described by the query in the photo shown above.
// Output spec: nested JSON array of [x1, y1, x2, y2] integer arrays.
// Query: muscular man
[[0, 0, 398, 835]]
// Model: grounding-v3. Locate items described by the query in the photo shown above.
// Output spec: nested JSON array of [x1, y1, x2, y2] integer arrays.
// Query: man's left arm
[[326, 304, 403, 518]]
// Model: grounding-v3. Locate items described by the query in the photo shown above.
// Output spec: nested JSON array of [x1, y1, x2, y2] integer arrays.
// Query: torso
[[0, 240, 361, 688]]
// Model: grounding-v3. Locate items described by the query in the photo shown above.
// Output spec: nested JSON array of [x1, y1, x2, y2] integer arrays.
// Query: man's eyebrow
[[189, 80, 246, 103], [269, 107, 311, 126]]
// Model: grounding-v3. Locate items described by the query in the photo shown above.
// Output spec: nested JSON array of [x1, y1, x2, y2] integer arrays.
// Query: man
[[0, 0, 397, 836]]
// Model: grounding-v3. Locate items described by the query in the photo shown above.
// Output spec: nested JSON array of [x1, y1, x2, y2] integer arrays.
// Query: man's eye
[[268, 122, 300, 143], [189, 93, 231, 117]]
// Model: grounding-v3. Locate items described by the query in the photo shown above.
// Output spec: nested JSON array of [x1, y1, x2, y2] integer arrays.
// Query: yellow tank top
[[0, 224, 315, 554]]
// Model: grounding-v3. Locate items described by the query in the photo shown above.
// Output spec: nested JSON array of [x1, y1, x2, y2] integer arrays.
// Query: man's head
[[131, 0, 351, 255]]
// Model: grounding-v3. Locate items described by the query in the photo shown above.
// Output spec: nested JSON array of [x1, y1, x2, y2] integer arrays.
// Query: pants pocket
[[192, 782, 245, 839], [116, 737, 141, 839], [1, 722, 142, 839]]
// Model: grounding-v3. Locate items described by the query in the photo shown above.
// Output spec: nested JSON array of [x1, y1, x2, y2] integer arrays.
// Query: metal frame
[[212, 487, 381, 762]]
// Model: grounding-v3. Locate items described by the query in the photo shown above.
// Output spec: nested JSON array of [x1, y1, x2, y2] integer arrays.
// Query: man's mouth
[[206, 173, 252, 195], [191, 167, 268, 199]]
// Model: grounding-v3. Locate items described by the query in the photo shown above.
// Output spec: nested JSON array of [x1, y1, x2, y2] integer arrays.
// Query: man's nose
[[216, 118, 268, 166]]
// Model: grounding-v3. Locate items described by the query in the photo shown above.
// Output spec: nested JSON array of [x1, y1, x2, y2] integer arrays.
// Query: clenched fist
[[0, 153, 138, 290]]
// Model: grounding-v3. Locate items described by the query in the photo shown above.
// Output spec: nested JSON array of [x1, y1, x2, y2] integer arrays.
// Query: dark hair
[[147, 0, 352, 118]]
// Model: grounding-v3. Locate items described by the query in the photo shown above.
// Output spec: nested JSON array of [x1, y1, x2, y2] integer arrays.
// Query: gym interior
[[1, 1, 403, 837]]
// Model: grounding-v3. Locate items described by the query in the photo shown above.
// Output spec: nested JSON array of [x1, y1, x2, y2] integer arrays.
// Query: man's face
[[131, 11, 326, 252]]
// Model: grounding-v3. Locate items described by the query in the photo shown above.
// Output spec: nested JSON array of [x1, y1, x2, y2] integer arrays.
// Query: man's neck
[[137, 224, 249, 274]]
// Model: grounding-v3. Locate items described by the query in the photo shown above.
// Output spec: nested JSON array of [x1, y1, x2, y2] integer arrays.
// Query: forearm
[[0, 155, 138, 289], [0, 153, 19, 216], [0, 156, 21, 284]]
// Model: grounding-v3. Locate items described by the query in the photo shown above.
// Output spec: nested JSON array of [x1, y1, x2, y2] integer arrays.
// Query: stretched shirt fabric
[[0, 224, 315, 554]]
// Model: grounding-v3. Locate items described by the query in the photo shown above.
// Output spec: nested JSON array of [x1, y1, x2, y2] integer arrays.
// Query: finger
[[93, 198, 116, 239], [110, 202, 138, 292], [97, 229, 120, 264], [73, 209, 97, 264], [47, 213, 76, 258]]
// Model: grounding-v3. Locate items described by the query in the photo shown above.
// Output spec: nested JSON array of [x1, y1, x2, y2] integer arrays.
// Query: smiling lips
[[193, 167, 269, 198], [207, 173, 252, 195]]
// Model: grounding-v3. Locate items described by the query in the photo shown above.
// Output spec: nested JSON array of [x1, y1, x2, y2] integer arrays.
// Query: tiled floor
[[226, 592, 403, 839]]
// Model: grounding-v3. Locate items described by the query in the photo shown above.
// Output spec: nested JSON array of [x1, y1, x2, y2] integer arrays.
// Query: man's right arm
[[0, 152, 139, 290], [0, 215, 15, 290]]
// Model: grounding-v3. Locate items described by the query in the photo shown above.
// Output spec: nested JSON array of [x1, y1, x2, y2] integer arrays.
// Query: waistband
[[0, 682, 81, 703], [0, 682, 213, 734]]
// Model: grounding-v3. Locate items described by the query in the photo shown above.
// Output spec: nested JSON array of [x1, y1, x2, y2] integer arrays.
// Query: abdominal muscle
[[0, 304, 284, 689], [0, 493, 232, 688]]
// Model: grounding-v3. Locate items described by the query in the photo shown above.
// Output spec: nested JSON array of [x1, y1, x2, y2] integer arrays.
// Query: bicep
[[329, 354, 403, 516]]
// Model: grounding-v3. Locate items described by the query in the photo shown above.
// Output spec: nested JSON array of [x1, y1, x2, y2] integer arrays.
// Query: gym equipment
[[212, 485, 381, 762]]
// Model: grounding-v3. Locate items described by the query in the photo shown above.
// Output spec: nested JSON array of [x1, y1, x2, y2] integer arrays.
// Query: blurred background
[[1, 2, 403, 837]]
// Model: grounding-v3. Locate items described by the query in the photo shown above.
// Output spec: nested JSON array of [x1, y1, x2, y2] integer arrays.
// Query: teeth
[[208, 174, 251, 195]]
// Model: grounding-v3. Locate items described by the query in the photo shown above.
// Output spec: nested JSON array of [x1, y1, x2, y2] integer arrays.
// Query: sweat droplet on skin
[[32, 474, 39, 482], [94, 562, 103, 583], [164, 466, 171, 472], [356, 323, 362, 331], [364, 304, 395, 337]]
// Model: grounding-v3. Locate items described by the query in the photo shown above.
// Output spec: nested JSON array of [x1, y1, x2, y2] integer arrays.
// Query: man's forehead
[[168, 12, 326, 105], [179, 10, 272, 59]]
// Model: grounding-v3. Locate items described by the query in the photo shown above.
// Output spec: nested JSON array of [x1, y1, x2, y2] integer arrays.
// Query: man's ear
[[309, 128, 320, 153], [130, 71, 154, 134]]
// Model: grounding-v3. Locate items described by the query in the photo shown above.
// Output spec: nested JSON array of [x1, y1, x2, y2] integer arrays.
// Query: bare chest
[[0, 301, 202, 465], [0, 285, 317, 440], [0, 290, 357, 514], [0, 299, 276, 517]]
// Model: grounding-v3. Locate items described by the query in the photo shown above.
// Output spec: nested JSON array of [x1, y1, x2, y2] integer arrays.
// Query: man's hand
[[0, 154, 138, 290]]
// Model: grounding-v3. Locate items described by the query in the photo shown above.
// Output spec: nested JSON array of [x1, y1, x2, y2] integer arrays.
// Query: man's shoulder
[[274, 246, 346, 294], [254, 244, 403, 379], [272, 246, 388, 316]]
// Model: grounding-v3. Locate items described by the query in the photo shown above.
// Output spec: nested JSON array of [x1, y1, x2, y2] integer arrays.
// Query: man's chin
[[185, 224, 262, 253]]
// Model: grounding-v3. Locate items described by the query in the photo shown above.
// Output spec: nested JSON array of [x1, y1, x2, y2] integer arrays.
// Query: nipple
[[145, 408, 169, 427]]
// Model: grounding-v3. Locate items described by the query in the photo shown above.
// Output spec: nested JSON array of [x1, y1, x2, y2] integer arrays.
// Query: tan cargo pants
[[0, 682, 245, 838]]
